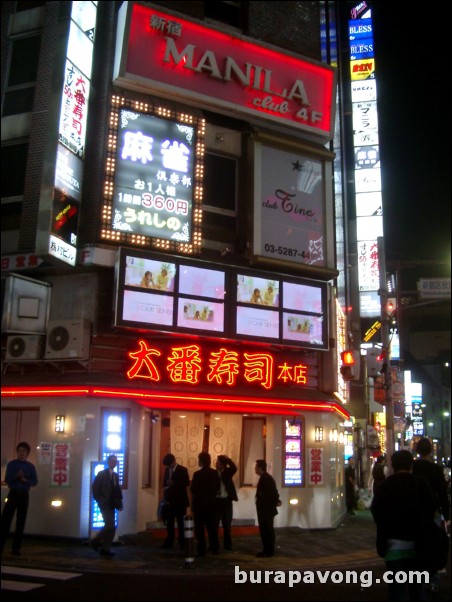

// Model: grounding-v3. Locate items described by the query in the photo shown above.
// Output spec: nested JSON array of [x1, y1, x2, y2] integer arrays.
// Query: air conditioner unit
[[5, 335, 44, 361], [45, 319, 91, 361]]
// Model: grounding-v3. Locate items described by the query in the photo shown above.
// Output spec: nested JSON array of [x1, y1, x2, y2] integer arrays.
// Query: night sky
[[371, 5, 450, 264]]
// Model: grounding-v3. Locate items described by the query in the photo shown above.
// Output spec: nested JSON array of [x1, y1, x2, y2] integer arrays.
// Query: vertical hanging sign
[[49, 1, 97, 266]]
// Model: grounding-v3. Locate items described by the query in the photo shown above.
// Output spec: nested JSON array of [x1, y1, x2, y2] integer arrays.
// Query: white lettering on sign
[[162, 37, 319, 123]]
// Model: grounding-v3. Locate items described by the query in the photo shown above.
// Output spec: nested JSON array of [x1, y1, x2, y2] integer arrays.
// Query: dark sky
[[370, 4, 451, 265]]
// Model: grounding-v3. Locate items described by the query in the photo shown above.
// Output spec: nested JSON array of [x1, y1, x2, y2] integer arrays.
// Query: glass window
[[1, 201, 22, 230], [1, 143, 29, 198], [16, 2, 46, 11], [3, 87, 36, 116], [203, 153, 237, 215], [2, 35, 41, 117], [204, 1, 245, 29], [7, 36, 41, 87]]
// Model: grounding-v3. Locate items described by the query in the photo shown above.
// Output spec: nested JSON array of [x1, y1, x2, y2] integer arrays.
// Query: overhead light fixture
[[55, 415, 65, 433]]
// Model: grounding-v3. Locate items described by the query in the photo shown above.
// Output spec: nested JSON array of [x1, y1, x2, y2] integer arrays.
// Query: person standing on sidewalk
[[254, 459, 281, 558], [190, 452, 220, 557], [215, 455, 238, 551], [345, 457, 357, 514], [160, 453, 190, 549], [413, 437, 450, 592], [91, 455, 123, 557], [371, 455, 386, 495], [371, 449, 436, 602], [0, 441, 38, 556]]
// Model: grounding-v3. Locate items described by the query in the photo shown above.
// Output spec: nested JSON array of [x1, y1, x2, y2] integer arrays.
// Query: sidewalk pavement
[[1, 509, 451, 584]]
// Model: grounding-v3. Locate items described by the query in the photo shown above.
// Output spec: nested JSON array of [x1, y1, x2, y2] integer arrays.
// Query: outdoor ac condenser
[[45, 319, 91, 361]]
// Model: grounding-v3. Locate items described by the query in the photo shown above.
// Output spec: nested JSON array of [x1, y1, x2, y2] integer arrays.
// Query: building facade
[[1, 1, 359, 540]]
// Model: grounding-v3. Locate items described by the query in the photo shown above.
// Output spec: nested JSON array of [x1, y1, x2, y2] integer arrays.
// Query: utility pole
[[378, 237, 395, 467]]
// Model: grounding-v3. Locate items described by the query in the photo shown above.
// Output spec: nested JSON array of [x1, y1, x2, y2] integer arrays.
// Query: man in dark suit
[[254, 459, 281, 557], [190, 452, 220, 557], [161, 453, 190, 549], [413, 437, 450, 592], [215, 455, 238, 551], [91, 454, 123, 557], [371, 449, 436, 601]]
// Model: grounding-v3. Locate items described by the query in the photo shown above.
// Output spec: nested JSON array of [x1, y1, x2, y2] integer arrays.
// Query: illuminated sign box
[[126, 339, 312, 391], [101, 97, 205, 254], [114, 3, 336, 140], [253, 139, 332, 270], [283, 418, 304, 487]]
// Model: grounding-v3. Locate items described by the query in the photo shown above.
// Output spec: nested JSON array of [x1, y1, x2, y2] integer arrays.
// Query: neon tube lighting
[[1, 386, 350, 419]]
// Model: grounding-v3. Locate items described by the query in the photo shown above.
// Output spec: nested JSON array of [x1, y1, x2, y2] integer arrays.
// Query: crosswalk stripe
[[1, 566, 81, 580], [1, 580, 46, 592]]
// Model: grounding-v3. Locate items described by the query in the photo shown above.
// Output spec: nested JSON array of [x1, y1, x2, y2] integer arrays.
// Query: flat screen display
[[122, 290, 174, 326], [237, 274, 279, 307], [179, 264, 225, 299], [177, 298, 224, 332], [115, 248, 328, 350], [282, 312, 324, 345], [236, 306, 279, 339], [125, 255, 176, 292], [283, 281, 323, 313]]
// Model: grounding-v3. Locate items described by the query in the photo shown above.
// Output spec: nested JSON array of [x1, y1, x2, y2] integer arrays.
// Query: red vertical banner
[[52, 442, 71, 487], [308, 447, 323, 485]]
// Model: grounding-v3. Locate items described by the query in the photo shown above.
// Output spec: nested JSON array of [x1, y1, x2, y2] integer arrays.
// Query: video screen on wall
[[115, 249, 328, 349], [234, 272, 327, 350], [116, 249, 226, 335]]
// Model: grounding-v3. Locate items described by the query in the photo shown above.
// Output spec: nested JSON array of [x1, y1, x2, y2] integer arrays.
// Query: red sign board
[[115, 4, 336, 139], [127, 339, 310, 391]]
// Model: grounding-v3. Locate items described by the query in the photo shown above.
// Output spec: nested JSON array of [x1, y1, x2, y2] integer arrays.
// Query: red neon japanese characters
[[127, 339, 308, 390]]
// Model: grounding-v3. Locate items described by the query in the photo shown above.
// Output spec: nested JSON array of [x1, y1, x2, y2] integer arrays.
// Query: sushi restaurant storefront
[[1, 337, 350, 540]]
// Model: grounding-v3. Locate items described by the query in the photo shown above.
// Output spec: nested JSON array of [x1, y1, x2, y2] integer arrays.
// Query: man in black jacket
[[413, 437, 450, 592], [215, 455, 238, 551], [161, 453, 190, 549], [413, 438, 450, 523], [91, 455, 123, 557], [190, 452, 220, 557], [371, 449, 436, 601], [254, 459, 281, 558]]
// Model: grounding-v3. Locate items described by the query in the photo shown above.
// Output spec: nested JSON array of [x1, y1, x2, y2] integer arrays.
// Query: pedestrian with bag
[[215, 455, 238, 551], [91, 454, 123, 557]]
